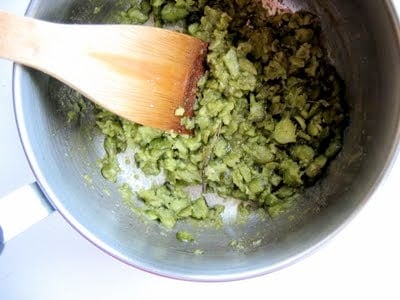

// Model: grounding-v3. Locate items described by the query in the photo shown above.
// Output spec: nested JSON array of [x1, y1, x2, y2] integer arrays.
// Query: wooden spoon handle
[[0, 11, 50, 68], [0, 11, 110, 85], [0, 11, 89, 85]]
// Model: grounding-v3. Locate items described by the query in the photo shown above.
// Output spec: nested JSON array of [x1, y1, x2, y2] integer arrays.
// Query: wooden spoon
[[0, 11, 208, 133]]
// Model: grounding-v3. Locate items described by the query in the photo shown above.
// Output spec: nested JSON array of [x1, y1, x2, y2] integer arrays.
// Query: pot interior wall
[[14, 0, 400, 280]]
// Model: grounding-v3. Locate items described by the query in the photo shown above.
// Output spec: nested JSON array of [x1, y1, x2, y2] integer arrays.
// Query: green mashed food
[[94, 0, 347, 229]]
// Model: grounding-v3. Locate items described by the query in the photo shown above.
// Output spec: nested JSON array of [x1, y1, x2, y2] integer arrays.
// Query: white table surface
[[0, 1, 399, 299]]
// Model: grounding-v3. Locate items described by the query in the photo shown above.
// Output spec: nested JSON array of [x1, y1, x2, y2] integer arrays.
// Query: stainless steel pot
[[11, 0, 400, 281]]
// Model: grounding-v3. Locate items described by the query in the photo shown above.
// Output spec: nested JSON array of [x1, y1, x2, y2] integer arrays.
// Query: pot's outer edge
[[12, 0, 400, 281]]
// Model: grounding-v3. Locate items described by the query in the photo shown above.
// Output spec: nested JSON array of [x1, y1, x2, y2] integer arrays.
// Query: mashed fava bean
[[96, 0, 347, 229]]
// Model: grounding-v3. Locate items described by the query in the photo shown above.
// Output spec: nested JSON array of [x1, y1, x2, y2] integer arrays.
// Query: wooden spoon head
[[83, 26, 208, 134]]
